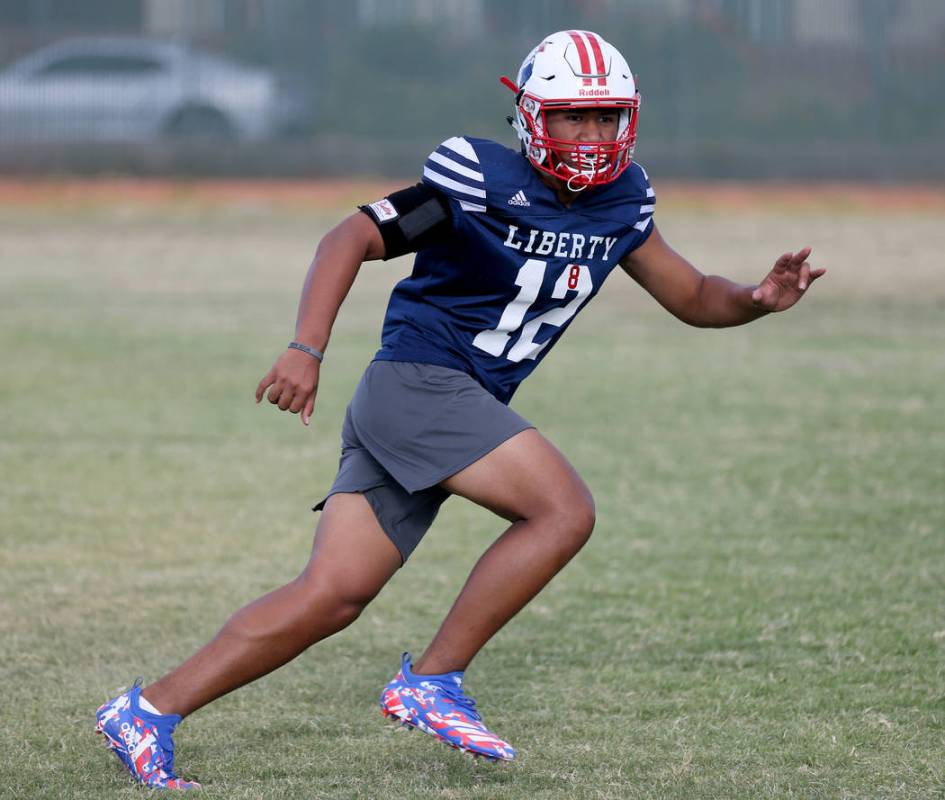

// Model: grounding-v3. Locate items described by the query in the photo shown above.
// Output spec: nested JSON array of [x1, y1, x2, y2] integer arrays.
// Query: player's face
[[544, 108, 619, 165]]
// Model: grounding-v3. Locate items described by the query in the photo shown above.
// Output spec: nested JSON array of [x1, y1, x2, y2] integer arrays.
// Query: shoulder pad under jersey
[[627, 161, 656, 236], [421, 136, 488, 213]]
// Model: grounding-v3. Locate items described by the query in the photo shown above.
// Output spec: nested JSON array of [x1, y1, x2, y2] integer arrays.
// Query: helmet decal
[[519, 57, 534, 88], [566, 30, 608, 86]]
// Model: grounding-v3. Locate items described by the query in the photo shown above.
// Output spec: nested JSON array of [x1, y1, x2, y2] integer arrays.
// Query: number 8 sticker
[[472, 259, 593, 363], [567, 265, 581, 290]]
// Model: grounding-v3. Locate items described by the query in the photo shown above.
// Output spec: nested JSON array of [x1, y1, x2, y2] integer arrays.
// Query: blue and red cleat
[[380, 652, 516, 762], [95, 681, 200, 790]]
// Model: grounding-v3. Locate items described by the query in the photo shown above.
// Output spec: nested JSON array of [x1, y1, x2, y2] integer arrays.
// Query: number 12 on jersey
[[473, 259, 593, 363]]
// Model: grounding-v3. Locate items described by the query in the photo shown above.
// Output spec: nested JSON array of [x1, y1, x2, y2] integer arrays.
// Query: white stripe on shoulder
[[423, 166, 487, 198], [427, 150, 484, 182], [441, 136, 479, 163], [459, 200, 487, 212], [633, 216, 652, 233], [635, 161, 650, 181], [646, 186, 655, 198], [640, 204, 655, 214]]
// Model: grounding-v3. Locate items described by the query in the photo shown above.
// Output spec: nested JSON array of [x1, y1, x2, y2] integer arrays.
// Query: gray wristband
[[288, 341, 324, 363]]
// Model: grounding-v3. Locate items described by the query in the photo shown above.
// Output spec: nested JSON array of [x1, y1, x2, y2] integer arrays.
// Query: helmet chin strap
[[565, 173, 592, 192], [560, 150, 607, 192]]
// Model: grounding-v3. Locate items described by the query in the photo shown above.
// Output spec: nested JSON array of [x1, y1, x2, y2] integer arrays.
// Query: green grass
[[1, 201, 943, 799]]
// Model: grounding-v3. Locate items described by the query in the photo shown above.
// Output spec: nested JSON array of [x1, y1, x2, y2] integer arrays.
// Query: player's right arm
[[255, 211, 385, 426], [256, 177, 453, 426]]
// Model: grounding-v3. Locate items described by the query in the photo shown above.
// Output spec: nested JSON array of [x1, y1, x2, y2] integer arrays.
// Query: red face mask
[[504, 30, 642, 190], [520, 98, 639, 190]]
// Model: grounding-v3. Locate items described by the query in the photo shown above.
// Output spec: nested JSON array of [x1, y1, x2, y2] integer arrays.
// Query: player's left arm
[[620, 224, 826, 327]]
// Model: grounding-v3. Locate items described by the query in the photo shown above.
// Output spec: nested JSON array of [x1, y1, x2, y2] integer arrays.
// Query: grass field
[[1, 181, 943, 799]]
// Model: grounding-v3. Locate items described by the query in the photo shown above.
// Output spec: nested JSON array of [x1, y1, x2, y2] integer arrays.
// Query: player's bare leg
[[140, 492, 402, 718], [413, 428, 595, 675], [378, 428, 591, 760]]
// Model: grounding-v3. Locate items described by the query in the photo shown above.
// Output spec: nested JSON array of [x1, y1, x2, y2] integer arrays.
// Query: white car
[[0, 36, 310, 143]]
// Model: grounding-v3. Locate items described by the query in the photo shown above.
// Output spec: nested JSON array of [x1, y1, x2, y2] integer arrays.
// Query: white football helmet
[[503, 30, 640, 190]]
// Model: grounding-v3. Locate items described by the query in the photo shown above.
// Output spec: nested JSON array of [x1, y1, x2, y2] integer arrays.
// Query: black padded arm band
[[358, 183, 452, 260]]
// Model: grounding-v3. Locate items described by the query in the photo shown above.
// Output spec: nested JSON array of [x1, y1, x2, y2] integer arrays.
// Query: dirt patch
[[0, 178, 943, 214], [0, 178, 402, 212], [656, 181, 945, 214]]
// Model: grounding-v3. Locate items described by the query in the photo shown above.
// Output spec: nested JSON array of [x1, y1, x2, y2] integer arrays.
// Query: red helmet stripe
[[585, 32, 608, 86], [568, 30, 593, 86]]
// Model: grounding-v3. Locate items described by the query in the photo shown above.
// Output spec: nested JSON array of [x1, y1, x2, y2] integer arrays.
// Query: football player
[[96, 30, 824, 785]]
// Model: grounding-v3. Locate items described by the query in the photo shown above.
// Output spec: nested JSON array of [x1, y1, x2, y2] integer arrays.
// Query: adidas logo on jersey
[[507, 190, 530, 207]]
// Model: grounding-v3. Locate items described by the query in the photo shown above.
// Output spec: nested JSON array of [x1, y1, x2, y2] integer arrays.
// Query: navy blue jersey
[[373, 136, 655, 404]]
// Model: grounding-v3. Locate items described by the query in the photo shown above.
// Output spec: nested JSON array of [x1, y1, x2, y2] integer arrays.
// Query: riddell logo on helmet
[[579, 88, 611, 96]]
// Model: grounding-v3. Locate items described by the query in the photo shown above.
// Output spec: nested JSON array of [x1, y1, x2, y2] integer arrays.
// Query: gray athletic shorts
[[313, 361, 534, 563]]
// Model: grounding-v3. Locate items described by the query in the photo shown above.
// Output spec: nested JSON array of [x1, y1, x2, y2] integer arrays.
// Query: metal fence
[[0, 0, 942, 179]]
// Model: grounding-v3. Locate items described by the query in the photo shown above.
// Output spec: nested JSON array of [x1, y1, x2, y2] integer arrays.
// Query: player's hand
[[751, 247, 826, 312], [255, 348, 321, 426]]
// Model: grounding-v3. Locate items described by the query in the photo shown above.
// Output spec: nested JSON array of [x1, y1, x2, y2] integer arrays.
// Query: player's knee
[[325, 596, 367, 631], [311, 590, 369, 636], [565, 494, 596, 548], [545, 488, 595, 555], [575, 496, 597, 542], [296, 577, 375, 634]]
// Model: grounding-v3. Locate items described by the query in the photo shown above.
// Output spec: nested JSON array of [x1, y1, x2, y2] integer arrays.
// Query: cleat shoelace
[[436, 683, 481, 722], [151, 721, 178, 775]]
